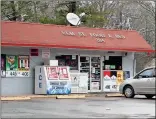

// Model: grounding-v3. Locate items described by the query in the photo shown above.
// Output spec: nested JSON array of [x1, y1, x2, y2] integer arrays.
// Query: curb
[[56, 94, 86, 99], [29, 95, 56, 98], [1, 93, 107, 101], [1, 96, 31, 101], [105, 93, 124, 97]]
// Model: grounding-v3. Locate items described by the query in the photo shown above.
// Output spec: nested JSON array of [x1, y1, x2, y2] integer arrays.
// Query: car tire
[[145, 95, 154, 99], [123, 86, 135, 98]]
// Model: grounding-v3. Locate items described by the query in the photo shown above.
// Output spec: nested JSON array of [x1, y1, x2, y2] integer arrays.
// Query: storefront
[[1, 21, 154, 96]]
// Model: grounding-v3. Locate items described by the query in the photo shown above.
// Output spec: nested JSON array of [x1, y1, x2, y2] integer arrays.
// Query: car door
[[132, 68, 154, 94], [149, 68, 156, 94]]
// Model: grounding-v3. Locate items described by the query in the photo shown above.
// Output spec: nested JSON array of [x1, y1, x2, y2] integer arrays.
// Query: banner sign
[[1, 54, 6, 77]]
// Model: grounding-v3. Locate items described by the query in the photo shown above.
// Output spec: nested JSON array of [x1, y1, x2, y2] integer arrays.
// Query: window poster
[[18, 56, 29, 71], [6, 55, 18, 77], [116, 71, 124, 85], [5, 55, 30, 77], [1, 54, 6, 77], [6, 55, 18, 71], [17, 56, 30, 77]]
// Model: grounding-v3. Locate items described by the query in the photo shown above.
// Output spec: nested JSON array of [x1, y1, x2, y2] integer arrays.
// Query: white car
[[119, 66, 156, 98]]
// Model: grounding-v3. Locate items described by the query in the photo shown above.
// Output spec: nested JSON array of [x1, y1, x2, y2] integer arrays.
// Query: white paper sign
[[91, 82, 99, 90], [1, 70, 6, 77], [42, 49, 50, 59], [70, 73, 88, 93], [79, 74, 88, 88]]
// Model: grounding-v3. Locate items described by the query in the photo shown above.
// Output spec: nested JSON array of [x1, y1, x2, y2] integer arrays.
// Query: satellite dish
[[66, 13, 81, 26]]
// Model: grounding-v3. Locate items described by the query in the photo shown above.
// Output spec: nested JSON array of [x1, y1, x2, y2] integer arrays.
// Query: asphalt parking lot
[[2, 96, 155, 118]]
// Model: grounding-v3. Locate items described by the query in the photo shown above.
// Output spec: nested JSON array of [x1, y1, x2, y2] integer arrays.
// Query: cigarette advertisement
[[103, 70, 124, 92]]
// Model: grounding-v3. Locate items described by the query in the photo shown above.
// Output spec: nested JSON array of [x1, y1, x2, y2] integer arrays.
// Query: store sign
[[61, 31, 126, 43]]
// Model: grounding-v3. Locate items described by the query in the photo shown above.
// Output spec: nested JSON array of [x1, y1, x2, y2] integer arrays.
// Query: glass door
[[90, 57, 101, 92], [80, 56, 91, 90]]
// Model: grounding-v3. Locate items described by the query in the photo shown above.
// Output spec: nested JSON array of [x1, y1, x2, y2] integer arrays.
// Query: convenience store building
[[1, 21, 154, 96]]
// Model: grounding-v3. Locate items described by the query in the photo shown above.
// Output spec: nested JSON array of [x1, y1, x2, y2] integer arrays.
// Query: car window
[[135, 68, 155, 79]]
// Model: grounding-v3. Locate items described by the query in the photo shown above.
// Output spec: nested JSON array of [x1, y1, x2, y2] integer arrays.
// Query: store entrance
[[80, 56, 101, 92]]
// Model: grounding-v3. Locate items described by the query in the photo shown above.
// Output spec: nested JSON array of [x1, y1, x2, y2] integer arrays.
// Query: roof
[[1, 21, 154, 52]]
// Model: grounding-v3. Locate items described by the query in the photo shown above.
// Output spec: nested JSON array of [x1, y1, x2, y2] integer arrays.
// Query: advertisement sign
[[1, 54, 6, 77], [46, 67, 59, 80], [103, 70, 125, 92], [6, 55, 18, 77], [116, 71, 124, 85], [58, 67, 69, 80], [103, 70, 118, 92], [46, 81, 71, 94], [18, 56, 29, 71], [17, 56, 30, 77], [6, 55, 18, 71]]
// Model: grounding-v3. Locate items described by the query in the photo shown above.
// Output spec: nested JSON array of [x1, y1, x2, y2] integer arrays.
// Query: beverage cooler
[[35, 66, 71, 95]]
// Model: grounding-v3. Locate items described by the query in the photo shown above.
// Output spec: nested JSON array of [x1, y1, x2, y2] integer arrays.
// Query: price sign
[[6, 71, 29, 77], [17, 71, 29, 77], [6, 71, 18, 77]]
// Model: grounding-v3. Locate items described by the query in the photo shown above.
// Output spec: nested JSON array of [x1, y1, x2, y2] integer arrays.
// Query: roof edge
[[1, 20, 138, 32]]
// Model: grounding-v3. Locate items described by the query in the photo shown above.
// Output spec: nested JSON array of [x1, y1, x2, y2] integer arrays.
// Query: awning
[[1, 21, 155, 52]]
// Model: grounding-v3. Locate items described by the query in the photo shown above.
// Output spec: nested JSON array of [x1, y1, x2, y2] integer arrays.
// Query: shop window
[[55, 55, 78, 70], [103, 56, 122, 70]]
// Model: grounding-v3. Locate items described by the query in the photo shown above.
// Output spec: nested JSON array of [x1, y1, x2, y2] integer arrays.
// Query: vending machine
[[35, 66, 71, 95]]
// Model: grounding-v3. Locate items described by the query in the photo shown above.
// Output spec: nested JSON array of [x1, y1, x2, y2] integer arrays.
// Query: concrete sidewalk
[[1, 93, 123, 101]]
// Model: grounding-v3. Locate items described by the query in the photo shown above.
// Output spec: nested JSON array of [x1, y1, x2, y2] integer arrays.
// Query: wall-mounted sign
[[42, 49, 50, 59], [1, 54, 6, 77]]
